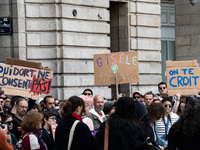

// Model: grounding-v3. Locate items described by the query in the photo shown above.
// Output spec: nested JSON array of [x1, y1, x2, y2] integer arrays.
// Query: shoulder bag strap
[[165, 115, 170, 136], [104, 122, 109, 150], [68, 120, 80, 150], [22, 133, 30, 140]]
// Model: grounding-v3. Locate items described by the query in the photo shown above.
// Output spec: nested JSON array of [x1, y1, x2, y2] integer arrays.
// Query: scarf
[[71, 112, 83, 122], [33, 130, 47, 150]]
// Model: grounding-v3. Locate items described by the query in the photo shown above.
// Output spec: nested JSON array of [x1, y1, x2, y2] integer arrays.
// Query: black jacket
[[41, 127, 56, 150], [168, 125, 200, 150], [55, 115, 95, 150], [95, 121, 149, 150]]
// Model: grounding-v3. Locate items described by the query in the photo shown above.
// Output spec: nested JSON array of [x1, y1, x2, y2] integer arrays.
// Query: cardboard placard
[[166, 60, 200, 96], [6, 57, 42, 69], [94, 52, 139, 85], [166, 60, 199, 67], [0, 61, 53, 100]]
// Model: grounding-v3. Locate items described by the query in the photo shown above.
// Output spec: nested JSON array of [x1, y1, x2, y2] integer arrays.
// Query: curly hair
[[147, 102, 164, 121], [21, 111, 43, 131], [173, 96, 200, 137]]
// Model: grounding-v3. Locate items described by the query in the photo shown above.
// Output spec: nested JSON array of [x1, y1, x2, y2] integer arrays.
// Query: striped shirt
[[156, 112, 179, 137]]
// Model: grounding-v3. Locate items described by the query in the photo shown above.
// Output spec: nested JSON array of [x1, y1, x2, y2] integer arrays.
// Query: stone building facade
[[0, 0, 162, 100], [176, 0, 200, 62]]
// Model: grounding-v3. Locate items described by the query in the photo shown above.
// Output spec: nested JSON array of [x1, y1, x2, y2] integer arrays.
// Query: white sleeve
[[29, 134, 40, 150]]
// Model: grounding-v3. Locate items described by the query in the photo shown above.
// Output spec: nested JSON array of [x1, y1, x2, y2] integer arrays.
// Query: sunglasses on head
[[83, 93, 91, 96], [133, 96, 141, 99], [159, 86, 166, 90], [164, 104, 172, 108]]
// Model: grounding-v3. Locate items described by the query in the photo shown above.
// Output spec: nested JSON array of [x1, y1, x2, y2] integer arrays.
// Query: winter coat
[[55, 115, 95, 150], [95, 121, 149, 150]]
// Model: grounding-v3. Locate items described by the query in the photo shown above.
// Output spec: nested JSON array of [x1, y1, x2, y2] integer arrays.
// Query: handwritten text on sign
[[166, 67, 200, 89], [0, 63, 53, 95], [94, 52, 139, 85]]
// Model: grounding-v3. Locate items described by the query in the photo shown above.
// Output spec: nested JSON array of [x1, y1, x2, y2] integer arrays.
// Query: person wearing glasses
[[132, 91, 142, 101], [132, 91, 148, 122], [156, 97, 179, 143], [157, 82, 181, 112], [82, 89, 93, 98], [0, 113, 13, 150], [157, 82, 168, 100], [10, 97, 28, 140], [41, 111, 56, 150], [0, 113, 17, 149]]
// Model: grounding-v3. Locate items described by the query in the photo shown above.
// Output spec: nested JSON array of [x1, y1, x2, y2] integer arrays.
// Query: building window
[[161, 2, 175, 82], [161, 40, 175, 82]]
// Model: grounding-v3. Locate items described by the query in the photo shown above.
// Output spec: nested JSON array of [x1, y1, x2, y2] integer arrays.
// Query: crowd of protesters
[[0, 82, 199, 150]]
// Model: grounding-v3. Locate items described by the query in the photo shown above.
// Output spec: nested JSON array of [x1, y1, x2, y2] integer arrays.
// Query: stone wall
[[176, 0, 200, 62], [0, 0, 162, 99], [130, 0, 162, 94], [24, 0, 111, 99]]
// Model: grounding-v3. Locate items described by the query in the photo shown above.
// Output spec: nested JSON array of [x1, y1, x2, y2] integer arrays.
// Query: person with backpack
[[16, 111, 47, 150]]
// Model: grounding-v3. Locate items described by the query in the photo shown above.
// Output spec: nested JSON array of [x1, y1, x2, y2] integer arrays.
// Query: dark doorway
[[109, 1, 130, 99]]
